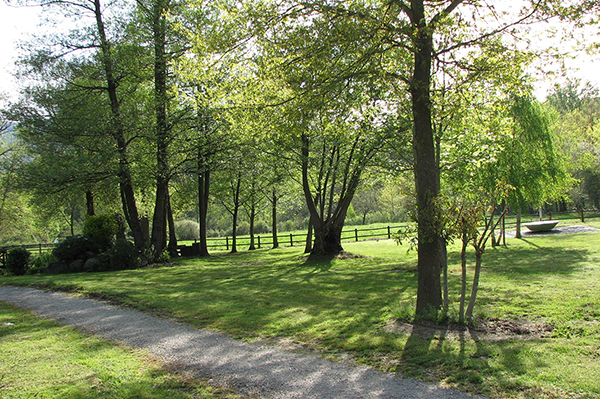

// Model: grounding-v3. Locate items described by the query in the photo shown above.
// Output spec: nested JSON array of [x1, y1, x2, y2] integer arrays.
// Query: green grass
[[2, 222, 600, 398], [0, 302, 243, 398]]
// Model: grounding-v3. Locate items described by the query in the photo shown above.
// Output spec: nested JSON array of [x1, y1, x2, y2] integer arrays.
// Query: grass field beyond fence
[[2, 221, 600, 398]]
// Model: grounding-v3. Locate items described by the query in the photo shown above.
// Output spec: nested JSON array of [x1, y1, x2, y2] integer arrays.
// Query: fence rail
[[1, 209, 599, 265], [181, 224, 405, 253]]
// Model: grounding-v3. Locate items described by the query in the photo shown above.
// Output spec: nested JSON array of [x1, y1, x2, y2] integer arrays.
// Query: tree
[[174, 1, 254, 255], [247, 0, 585, 316], [174, 89, 235, 257], [213, 155, 246, 254], [451, 197, 508, 323], [547, 80, 600, 209], [352, 183, 382, 225], [11, 77, 121, 213], [491, 95, 573, 238], [299, 113, 389, 256], [134, 0, 190, 259], [90, 0, 150, 257]]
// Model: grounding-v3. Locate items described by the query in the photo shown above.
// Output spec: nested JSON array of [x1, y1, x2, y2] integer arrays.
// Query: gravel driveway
[[0, 285, 483, 399]]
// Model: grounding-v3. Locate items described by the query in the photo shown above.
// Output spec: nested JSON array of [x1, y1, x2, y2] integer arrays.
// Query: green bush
[[207, 229, 224, 237], [236, 222, 250, 236], [254, 221, 270, 234], [52, 236, 96, 264], [83, 214, 118, 252], [174, 220, 199, 241], [155, 249, 170, 264], [108, 241, 140, 271], [5, 248, 31, 276], [29, 252, 56, 274]]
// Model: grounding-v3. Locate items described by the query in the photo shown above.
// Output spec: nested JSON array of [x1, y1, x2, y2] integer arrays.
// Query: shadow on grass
[[447, 244, 589, 278], [401, 321, 550, 397]]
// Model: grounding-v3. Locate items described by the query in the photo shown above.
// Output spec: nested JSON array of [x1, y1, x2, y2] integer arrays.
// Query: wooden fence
[[1, 209, 599, 265], [200, 224, 405, 252], [0, 225, 406, 265]]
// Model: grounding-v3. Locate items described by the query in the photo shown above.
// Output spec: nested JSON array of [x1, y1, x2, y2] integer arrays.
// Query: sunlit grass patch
[[0, 302, 242, 399], [2, 225, 600, 398]]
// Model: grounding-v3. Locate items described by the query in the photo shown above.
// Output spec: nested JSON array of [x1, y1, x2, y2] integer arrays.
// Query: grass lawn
[[2, 221, 600, 398], [0, 302, 242, 398]]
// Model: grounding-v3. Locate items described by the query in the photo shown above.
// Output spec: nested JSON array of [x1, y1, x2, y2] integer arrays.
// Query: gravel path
[[0, 285, 483, 399]]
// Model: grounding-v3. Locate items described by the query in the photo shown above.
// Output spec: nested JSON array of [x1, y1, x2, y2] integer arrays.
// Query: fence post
[[355, 229, 358, 242], [581, 209, 585, 223], [387, 226, 391, 239], [290, 233, 293, 247], [226, 236, 229, 251], [39, 243, 42, 255], [258, 236, 261, 249]]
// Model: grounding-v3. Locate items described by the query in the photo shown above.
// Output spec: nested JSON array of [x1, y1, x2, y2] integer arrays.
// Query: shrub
[[108, 241, 140, 271], [52, 236, 96, 264], [236, 222, 250, 236], [83, 214, 118, 252], [174, 220, 199, 241], [149, 249, 170, 264], [29, 252, 56, 274], [5, 248, 31, 276], [254, 221, 270, 234], [207, 229, 224, 237]]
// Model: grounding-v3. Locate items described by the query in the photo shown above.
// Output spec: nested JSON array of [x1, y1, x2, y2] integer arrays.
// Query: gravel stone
[[0, 285, 484, 399]]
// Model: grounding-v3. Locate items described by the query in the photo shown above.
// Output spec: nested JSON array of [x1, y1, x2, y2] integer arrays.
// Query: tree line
[[1, 0, 599, 318]]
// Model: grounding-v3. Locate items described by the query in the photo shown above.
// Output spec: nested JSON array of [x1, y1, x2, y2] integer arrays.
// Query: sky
[[0, 2, 41, 101], [1, 1, 599, 102]]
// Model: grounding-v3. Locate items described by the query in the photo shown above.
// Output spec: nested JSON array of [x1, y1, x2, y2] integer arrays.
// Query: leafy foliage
[[5, 247, 31, 276], [83, 214, 118, 252], [29, 252, 56, 275], [52, 236, 96, 265], [175, 220, 199, 241], [107, 240, 140, 271]]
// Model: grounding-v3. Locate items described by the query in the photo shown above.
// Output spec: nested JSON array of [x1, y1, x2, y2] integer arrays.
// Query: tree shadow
[[446, 244, 589, 280], [400, 320, 550, 397]]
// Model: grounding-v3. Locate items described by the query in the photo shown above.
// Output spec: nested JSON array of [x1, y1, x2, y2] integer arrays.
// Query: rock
[[69, 259, 85, 273], [83, 257, 105, 272], [45, 262, 70, 274]]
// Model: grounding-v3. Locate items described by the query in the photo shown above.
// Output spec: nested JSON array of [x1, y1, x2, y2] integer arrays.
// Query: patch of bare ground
[[385, 318, 555, 341], [301, 251, 371, 262], [514, 224, 600, 236], [335, 251, 370, 260]]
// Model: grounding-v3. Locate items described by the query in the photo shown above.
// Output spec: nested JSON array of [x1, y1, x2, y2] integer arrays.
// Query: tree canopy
[[2, 0, 598, 318]]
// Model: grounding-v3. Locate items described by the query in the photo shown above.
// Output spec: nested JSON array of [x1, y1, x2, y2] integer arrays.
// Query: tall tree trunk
[[150, 0, 170, 260], [271, 188, 279, 249], [230, 175, 241, 254], [311, 220, 343, 256], [300, 133, 361, 257], [442, 239, 448, 313], [70, 207, 75, 237], [410, 6, 443, 317], [304, 220, 313, 253], [248, 202, 256, 250], [301, 133, 323, 253], [167, 189, 178, 257], [198, 168, 210, 256], [86, 190, 95, 216], [515, 209, 522, 239], [93, 0, 148, 258], [231, 205, 239, 254], [465, 248, 483, 320], [152, 182, 169, 257], [459, 229, 468, 324]]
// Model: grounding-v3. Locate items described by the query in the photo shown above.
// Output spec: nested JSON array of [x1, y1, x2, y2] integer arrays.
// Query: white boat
[[523, 220, 559, 232]]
